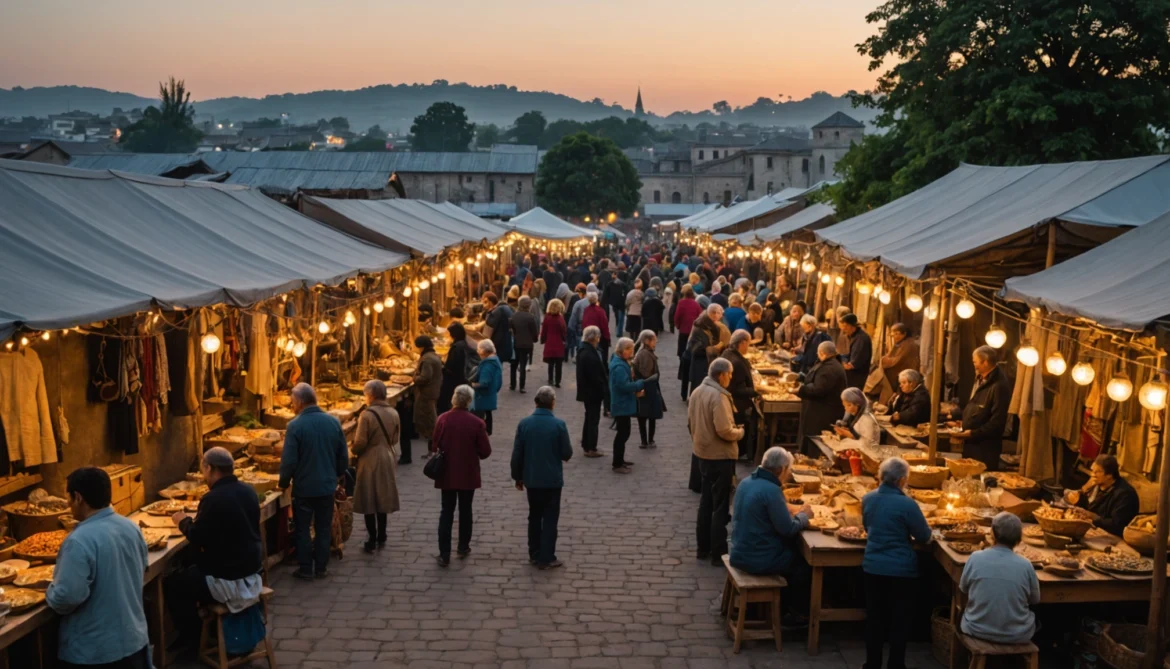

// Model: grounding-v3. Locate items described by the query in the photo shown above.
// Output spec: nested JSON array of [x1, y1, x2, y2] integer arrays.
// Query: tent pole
[[1045, 221, 1057, 268], [927, 279, 948, 463], [1145, 399, 1170, 669], [309, 291, 319, 388]]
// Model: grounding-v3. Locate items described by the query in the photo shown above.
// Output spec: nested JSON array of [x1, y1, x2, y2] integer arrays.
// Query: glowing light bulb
[[373, 301, 384, 314], [284, 338, 296, 353], [419, 280, 430, 290], [19, 337, 29, 347], [925, 303, 939, 320], [1071, 362, 1095, 386], [984, 327, 1007, 349], [457, 263, 465, 271], [1107, 373, 1134, 402], [834, 275, 844, 287], [1138, 380, 1168, 411], [293, 341, 307, 357], [438, 272, 446, 280], [362, 306, 371, 316], [344, 310, 356, 325], [318, 321, 330, 334], [955, 299, 976, 319], [386, 297, 395, 308], [905, 294, 923, 312], [802, 261, 816, 273], [4, 342, 12, 351], [403, 286, 413, 297], [878, 290, 891, 305], [200, 333, 221, 354], [788, 259, 798, 269], [1016, 345, 1039, 367], [41, 332, 50, 341], [431, 275, 439, 283], [857, 281, 873, 295], [1045, 351, 1067, 376], [821, 273, 831, 285], [474, 260, 481, 267]]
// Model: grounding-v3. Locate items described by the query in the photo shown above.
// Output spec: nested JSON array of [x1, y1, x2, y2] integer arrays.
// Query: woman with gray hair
[[860, 456, 932, 669], [353, 379, 401, 553], [888, 368, 931, 427], [958, 512, 1040, 644], [833, 387, 880, 451], [471, 340, 503, 435], [430, 384, 492, 567]]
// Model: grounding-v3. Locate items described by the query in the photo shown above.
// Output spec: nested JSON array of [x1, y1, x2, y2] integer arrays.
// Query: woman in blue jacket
[[608, 338, 651, 475], [861, 457, 932, 669], [471, 339, 503, 435]]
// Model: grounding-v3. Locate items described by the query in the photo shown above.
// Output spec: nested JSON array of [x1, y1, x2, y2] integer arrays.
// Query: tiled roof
[[751, 136, 810, 152], [812, 112, 865, 129]]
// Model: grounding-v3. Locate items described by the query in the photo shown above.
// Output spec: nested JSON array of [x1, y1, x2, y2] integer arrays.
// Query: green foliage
[[712, 100, 732, 115], [365, 124, 385, 139], [119, 77, 203, 153], [475, 123, 501, 148], [535, 132, 642, 218], [343, 136, 388, 152], [410, 101, 475, 151], [534, 116, 665, 149], [508, 110, 547, 146], [328, 116, 350, 131], [249, 117, 284, 128], [834, 0, 1170, 215]]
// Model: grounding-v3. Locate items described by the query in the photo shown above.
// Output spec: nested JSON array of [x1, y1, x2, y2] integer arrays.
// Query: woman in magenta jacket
[[540, 298, 568, 388], [431, 384, 492, 566]]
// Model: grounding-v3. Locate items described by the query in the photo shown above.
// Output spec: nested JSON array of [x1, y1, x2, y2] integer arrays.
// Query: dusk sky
[[0, 0, 882, 113]]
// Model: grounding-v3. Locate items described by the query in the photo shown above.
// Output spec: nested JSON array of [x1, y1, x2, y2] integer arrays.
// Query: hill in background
[[0, 82, 876, 131]]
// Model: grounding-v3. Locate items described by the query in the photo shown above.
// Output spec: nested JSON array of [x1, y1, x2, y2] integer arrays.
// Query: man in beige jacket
[[688, 357, 745, 566]]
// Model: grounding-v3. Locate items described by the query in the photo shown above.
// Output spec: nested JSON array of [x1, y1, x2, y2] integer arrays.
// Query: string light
[[284, 338, 296, 353], [820, 273, 831, 285], [1107, 373, 1134, 402], [19, 336, 29, 347], [984, 326, 1007, 349], [1045, 351, 1067, 376], [431, 275, 439, 283], [925, 302, 939, 320], [385, 297, 395, 308], [955, 298, 976, 319], [373, 301, 384, 314], [1016, 344, 1040, 367], [41, 332, 50, 341], [293, 341, 307, 357], [878, 290, 891, 305], [200, 333, 221, 354], [362, 306, 371, 316], [801, 261, 816, 273], [788, 258, 798, 269], [834, 275, 844, 287], [318, 321, 331, 334], [403, 286, 413, 297], [857, 281, 873, 295], [419, 280, 430, 290], [1138, 380, 1168, 411], [905, 294, 923, 312], [1071, 362, 1096, 386], [343, 310, 356, 326], [438, 272, 447, 280]]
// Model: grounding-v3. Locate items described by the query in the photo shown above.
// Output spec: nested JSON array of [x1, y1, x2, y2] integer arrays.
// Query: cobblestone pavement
[[189, 325, 944, 669]]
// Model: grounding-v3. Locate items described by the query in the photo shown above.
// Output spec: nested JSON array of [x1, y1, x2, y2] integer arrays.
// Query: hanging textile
[[87, 335, 140, 455], [1010, 312, 1056, 481], [0, 348, 58, 466], [164, 326, 196, 416], [244, 313, 273, 402]]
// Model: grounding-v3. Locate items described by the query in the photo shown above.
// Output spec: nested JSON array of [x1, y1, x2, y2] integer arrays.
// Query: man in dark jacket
[[839, 313, 872, 391], [1067, 454, 1140, 537], [796, 341, 848, 455], [481, 291, 515, 366], [509, 297, 540, 392], [889, 369, 932, 427], [280, 383, 349, 579], [576, 326, 609, 458], [167, 447, 262, 648], [948, 346, 1010, 471], [721, 330, 759, 461], [511, 387, 574, 570]]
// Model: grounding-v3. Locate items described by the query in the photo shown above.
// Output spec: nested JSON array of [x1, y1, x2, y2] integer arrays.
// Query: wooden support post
[[1045, 221, 1058, 269], [927, 280, 948, 462], [309, 291, 319, 388], [1145, 399, 1170, 669]]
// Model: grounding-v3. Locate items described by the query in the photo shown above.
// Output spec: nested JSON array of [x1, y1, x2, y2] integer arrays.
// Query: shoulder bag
[[368, 408, 401, 461]]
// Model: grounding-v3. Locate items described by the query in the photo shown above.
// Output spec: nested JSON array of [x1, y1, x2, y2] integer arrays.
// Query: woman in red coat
[[540, 298, 568, 388], [582, 292, 611, 362], [430, 384, 492, 567]]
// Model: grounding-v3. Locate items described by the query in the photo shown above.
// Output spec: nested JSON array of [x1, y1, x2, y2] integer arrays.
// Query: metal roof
[[68, 153, 211, 176], [751, 136, 811, 152], [812, 112, 865, 129]]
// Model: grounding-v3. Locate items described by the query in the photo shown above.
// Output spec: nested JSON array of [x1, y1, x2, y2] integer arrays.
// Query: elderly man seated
[[1066, 454, 1140, 537], [888, 369, 932, 427], [959, 512, 1040, 644], [166, 447, 263, 650]]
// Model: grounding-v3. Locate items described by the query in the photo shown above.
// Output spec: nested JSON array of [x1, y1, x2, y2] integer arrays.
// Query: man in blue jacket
[[608, 338, 652, 474], [511, 387, 574, 570], [280, 383, 349, 580]]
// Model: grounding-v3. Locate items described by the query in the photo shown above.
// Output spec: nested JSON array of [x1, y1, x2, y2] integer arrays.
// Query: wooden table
[[753, 396, 801, 465], [800, 529, 867, 654], [258, 489, 293, 579]]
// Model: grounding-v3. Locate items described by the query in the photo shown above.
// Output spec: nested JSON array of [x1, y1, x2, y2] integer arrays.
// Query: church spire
[[635, 87, 645, 117]]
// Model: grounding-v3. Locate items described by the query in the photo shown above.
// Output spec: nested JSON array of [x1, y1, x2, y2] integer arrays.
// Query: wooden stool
[[198, 586, 277, 669], [720, 555, 787, 653], [956, 633, 1039, 669]]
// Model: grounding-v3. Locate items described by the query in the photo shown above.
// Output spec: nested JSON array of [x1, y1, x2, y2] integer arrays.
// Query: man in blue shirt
[[47, 467, 150, 669], [730, 447, 812, 589], [280, 383, 349, 580], [511, 386, 574, 570]]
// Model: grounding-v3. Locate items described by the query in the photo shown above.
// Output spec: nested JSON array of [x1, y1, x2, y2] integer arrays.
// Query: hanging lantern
[[385, 297, 395, 309], [955, 298, 976, 319], [878, 290, 892, 305], [419, 280, 430, 290], [284, 338, 296, 353], [431, 275, 439, 283], [788, 258, 798, 269], [373, 301, 385, 314], [344, 310, 356, 326], [362, 306, 371, 316], [905, 294, 924, 313], [984, 327, 1007, 349], [3, 341, 11, 351], [438, 272, 446, 280], [1045, 351, 1067, 376], [41, 332, 50, 341], [1107, 373, 1134, 402], [19, 336, 29, 347], [1016, 344, 1040, 367], [1071, 362, 1096, 386], [801, 261, 816, 273], [834, 275, 845, 287], [293, 341, 307, 357], [820, 273, 831, 285], [857, 281, 873, 295], [318, 321, 331, 334], [1138, 380, 1168, 411], [200, 333, 222, 354], [403, 286, 413, 297]]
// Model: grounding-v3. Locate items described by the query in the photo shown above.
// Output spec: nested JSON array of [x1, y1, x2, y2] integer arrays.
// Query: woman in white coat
[[833, 387, 880, 451]]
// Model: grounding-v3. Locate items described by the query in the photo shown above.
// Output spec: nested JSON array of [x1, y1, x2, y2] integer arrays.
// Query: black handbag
[[423, 449, 446, 481]]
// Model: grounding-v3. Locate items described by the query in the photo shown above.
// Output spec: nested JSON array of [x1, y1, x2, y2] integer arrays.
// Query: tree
[[343, 136, 388, 152], [328, 116, 350, 131], [365, 124, 386, 139], [540, 119, 586, 148], [508, 110, 547, 146], [409, 101, 475, 151], [833, 0, 1170, 214], [119, 77, 203, 153], [249, 117, 283, 128], [475, 123, 501, 148], [535, 132, 642, 218], [712, 100, 732, 115]]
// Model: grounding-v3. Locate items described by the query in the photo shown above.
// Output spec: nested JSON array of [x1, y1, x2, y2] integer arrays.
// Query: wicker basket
[[930, 607, 953, 667], [908, 467, 950, 489], [1036, 514, 1094, 540], [1099, 623, 1146, 669], [945, 458, 987, 479], [1122, 516, 1166, 557]]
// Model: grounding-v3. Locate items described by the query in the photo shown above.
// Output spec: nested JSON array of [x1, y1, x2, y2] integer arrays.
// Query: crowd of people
[[35, 240, 1144, 668]]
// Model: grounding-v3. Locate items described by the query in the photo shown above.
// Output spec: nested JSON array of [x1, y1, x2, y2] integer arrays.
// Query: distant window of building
[[703, 192, 710, 204], [802, 159, 809, 173], [466, 175, 472, 183], [818, 131, 823, 139], [767, 181, 773, 194], [723, 189, 731, 203], [819, 155, 826, 175], [654, 190, 661, 204], [698, 150, 704, 160], [713, 150, 720, 159], [671, 192, 682, 204], [673, 160, 680, 172], [766, 157, 773, 169], [834, 131, 840, 140], [517, 181, 522, 193]]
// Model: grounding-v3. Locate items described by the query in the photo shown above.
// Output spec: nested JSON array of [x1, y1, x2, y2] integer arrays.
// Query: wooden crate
[[104, 465, 144, 516]]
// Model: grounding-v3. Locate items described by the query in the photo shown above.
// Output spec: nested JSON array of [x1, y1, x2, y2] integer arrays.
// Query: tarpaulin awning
[[0, 159, 408, 340], [1001, 210, 1170, 331], [675, 204, 724, 229], [687, 194, 797, 233], [299, 196, 507, 258], [739, 203, 836, 244], [505, 207, 597, 241], [599, 224, 628, 240], [816, 156, 1170, 279]]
